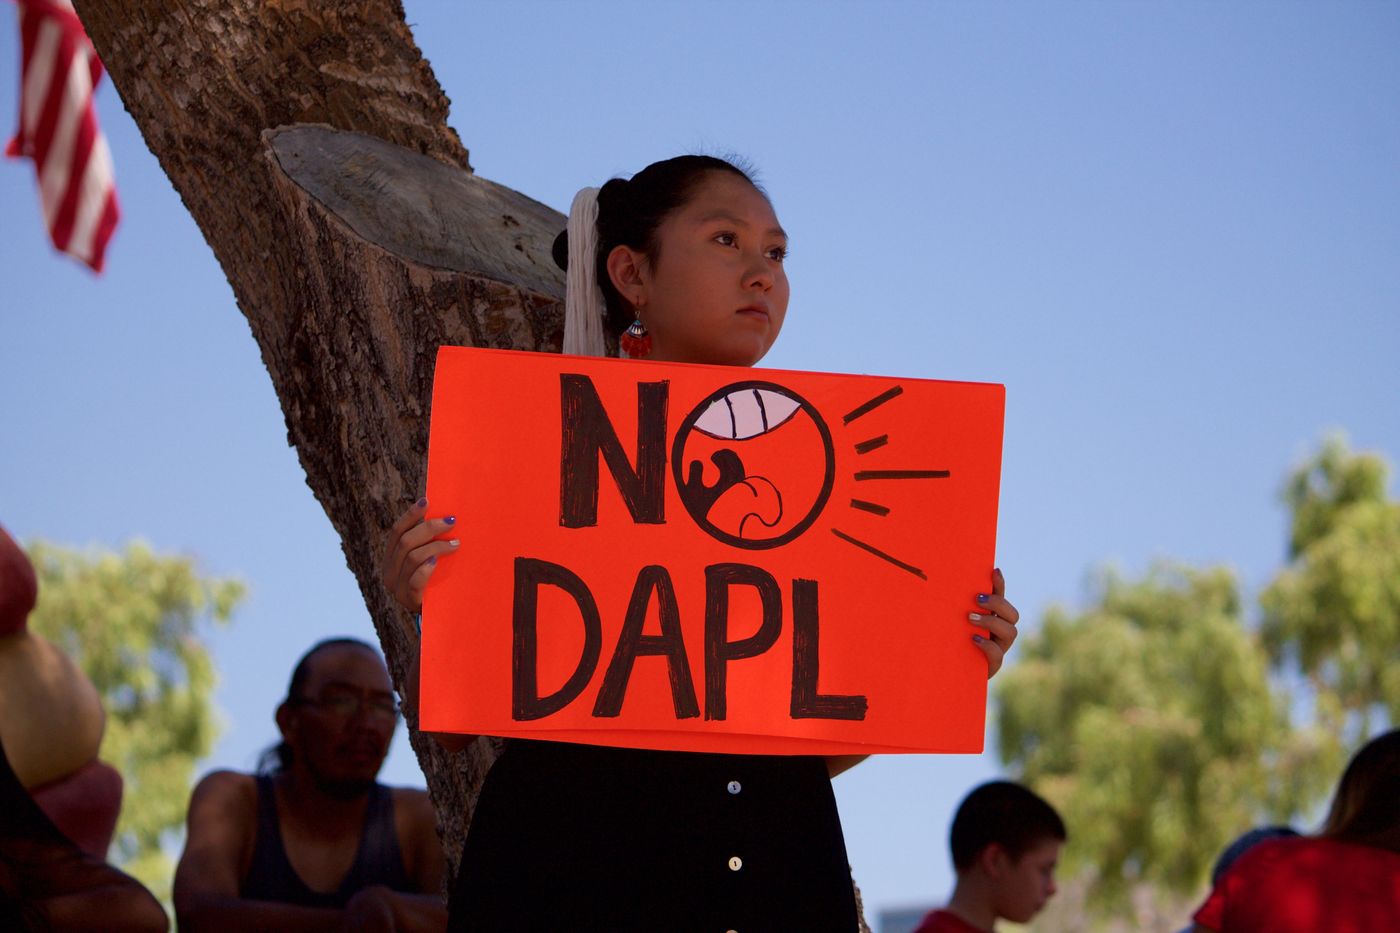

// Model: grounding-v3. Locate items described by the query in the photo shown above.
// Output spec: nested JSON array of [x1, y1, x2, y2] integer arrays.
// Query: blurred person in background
[[1191, 728, 1400, 932], [173, 638, 447, 931], [912, 780, 1066, 932]]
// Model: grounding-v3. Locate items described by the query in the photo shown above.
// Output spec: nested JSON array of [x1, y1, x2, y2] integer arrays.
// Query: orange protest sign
[[421, 347, 1005, 755]]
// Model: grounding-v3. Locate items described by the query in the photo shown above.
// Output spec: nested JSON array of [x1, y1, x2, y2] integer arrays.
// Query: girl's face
[[613, 172, 790, 367]]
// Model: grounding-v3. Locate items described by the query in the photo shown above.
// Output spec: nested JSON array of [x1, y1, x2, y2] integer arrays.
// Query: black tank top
[[240, 774, 413, 907]]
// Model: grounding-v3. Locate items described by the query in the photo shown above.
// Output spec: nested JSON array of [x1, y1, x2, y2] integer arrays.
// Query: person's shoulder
[[383, 785, 446, 887], [1226, 834, 1315, 875], [386, 784, 432, 805], [386, 786, 441, 864], [387, 785, 436, 824], [181, 771, 260, 862], [194, 768, 257, 791], [1218, 834, 1392, 891], [912, 909, 985, 933], [1208, 835, 1400, 925], [1295, 836, 1400, 872], [189, 770, 258, 812]]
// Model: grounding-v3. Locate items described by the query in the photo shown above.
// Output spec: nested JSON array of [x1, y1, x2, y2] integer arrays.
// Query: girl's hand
[[969, 567, 1019, 679], [384, 497, 476, 753], [380, 496, 458, 616]]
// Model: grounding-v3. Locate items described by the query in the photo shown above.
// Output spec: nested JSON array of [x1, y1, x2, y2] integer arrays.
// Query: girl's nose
[[744, 252, 774, 291]]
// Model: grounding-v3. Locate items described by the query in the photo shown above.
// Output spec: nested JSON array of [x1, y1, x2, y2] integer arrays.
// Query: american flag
[[6, 0, 119, 273]]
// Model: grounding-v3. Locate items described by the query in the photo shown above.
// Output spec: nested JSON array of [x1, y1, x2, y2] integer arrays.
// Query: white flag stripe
[[67, 134, 114, 263], [38, 47, 92, 226], [20, 17, 61, 140]]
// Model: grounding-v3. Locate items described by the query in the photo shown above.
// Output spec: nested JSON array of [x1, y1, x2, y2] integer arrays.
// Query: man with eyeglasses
[[173, 638, 447, 931]]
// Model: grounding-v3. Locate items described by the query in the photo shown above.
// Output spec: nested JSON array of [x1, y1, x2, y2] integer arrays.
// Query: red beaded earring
[[621, 317, 652, 358]]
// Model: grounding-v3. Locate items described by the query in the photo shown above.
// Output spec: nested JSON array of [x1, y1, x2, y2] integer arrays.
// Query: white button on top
[[728, 855, 743, 871], [727, 780, 742, 795]]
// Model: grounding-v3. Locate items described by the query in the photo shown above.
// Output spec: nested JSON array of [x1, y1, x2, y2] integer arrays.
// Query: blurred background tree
[[25, 541, 244, 905], [995, 436, 1395, 929], [1261, 435, 1400, 741]]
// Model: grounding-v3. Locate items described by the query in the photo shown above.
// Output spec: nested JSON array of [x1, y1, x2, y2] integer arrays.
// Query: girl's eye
[[713, 232, 786, 261]]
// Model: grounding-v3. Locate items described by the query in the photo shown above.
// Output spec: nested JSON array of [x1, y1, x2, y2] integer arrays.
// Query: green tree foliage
[[1261, 436, 1400, 739], [25, 540, 244, 903], [995, 437, 1395, 919], [995, 564, 1318, 909]]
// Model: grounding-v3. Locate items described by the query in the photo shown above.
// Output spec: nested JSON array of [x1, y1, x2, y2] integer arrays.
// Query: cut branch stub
[[267, 125, 565, 296]]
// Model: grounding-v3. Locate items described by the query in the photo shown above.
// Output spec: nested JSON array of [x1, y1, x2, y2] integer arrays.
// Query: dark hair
[[1322, 728, 1400, 853], [552, 154, 760, 336], [256, 637, 381, 774], [949, 780, 1067, 871]]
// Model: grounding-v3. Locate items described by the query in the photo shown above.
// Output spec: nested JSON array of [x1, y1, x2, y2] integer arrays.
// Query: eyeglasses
[[294, 690, 401, 724]]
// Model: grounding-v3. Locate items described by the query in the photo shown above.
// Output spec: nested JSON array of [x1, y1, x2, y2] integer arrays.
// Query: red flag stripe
[[16, 13, 61, 157], [12, 7, 42, 125]]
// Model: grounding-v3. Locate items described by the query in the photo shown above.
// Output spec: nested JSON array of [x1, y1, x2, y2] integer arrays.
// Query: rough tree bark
[[70, 0, 569, 871], [73, 2, 869, 927]]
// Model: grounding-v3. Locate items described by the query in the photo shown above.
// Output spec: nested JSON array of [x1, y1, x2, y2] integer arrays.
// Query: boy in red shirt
[[913, 781, 1066, 933]]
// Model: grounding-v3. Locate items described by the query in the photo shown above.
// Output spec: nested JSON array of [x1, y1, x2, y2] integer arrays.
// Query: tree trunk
[[73, 2, 869, 927], [70, 0, 571, 873]]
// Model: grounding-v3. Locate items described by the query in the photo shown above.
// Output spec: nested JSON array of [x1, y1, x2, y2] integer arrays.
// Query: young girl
[[382, 155, 1022, 930]]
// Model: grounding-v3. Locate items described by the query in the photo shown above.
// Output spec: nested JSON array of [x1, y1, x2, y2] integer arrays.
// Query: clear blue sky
[[2, 1, 1397, 926]]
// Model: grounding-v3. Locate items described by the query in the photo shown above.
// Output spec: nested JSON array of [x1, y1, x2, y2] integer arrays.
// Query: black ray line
[[854, 469, 950, 480], [854, 435, 888, 455], [831, 529, 926, 579], [849, 499, 890, 516], [843, 386, 903, 424]]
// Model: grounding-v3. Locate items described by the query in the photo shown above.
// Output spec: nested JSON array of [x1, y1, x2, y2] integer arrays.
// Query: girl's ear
[[605, 244, 648, 310]]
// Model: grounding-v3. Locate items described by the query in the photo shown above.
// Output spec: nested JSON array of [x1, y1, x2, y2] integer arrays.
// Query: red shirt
[[1193, 836, 1400, 932], [912, 909, 987, 933]]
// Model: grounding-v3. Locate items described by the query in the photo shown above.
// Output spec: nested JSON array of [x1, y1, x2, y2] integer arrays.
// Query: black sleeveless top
[[449, 740, 859, 932], [240, 775, 413, 907]]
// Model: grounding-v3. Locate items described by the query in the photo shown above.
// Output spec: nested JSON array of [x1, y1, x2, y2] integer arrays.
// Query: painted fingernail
[[448, 539, 460, 548], [443, 515, 457, 525], [972, 634, 986, 643], [969, 613, 983, 622], [976, 593, 989, 603], [427, 555, 437, 565], [416, 497, 428, 509], [994, 567, 1002, 576]]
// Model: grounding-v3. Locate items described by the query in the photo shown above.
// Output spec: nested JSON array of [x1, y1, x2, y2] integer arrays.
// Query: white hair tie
[[562, 187, 609, 358]]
